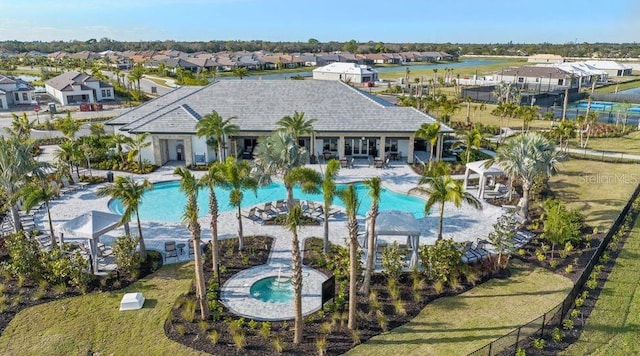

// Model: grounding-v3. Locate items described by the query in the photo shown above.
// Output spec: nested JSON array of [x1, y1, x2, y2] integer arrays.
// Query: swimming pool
[[108, 180, 428, 223]]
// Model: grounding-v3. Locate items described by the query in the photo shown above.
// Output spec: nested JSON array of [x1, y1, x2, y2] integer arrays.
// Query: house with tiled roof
[[45, 71, 114, 105], [105, 80, 452, 167], [0, 74, 35, 110]]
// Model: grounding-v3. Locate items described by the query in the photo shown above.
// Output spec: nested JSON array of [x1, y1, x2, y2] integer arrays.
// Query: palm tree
[[414, 122, 441, 170], [127, 132, 151, 169], [128, 63, 144, 96], [233, 67, 248, 79], [361, 176, 381, 297], [54, 140, 81, 179], [416, 164, 482, 240], [0, 137, 40, 232], [96, 176, 153, 260], [219, 157, 258, 251], [5, 112, 35, 140], [337, 184, 360, 330], [458, 128, 484, 163], [275, 111, 316, 147], [253, 131, 321, 211], [285, 205, 304, 344], [196, 110, 239, 162], [20, 178, 59, 248], [174, 167, 210, 320], [55, 112, 81, 141], [110, 133, 133, 164], [321, 159, 340, 254], [200, 161, 225, 274], [492, 132, 561, 222]]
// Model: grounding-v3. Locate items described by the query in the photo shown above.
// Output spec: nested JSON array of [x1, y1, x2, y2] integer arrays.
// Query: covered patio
[[462, 159, 507, 199], [366, 210, 423, 269], [59, 210, 129, 273]]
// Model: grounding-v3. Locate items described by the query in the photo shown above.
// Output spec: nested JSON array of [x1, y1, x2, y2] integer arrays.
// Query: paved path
[[563, 147, 640, 161]]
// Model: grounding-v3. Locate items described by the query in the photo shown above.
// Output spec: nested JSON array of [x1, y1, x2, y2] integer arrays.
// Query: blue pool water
[[250, 276, 293, 303], [108, 180, 428, 223]]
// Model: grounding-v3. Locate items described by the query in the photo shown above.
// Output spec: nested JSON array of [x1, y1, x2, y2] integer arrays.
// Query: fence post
[[515, 327, 521, 354], [488, 342, 492, 356], [540, 313, 546, 337]]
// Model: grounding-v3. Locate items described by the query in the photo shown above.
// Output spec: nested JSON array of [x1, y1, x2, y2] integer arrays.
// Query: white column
[[379, 135, 386, 159], [407, 136, 415, 164], [463, 167, 470, 190], [338, 136, 345, 159]]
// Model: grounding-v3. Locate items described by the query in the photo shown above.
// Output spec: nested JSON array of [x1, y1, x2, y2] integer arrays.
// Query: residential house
[[527, 54, 565, 64], [104, 80, 452, 167], [584, 60, 633, 77], [312, 62, 379, 83], [0, 74, 35, 110], [45, 71, 114, 105]]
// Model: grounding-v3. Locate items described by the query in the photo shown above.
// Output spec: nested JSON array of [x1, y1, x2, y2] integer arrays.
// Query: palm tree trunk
[[210, 194, 219, 274], [520, 181, 531, 223], [192, 236, 210, 320], [217, 137, 223, 162], [291, 229, 303, 344], [347, 217, 359, 330], [428, 142, 435, 170], [46, 203, 58, 248], [438, 202, 445, 240], [237, 205, 244, 251], [323, 217, 330, 254], [361, 211, 377, 296], [10, 204, 22, 233], [286, 185, 295, 211], [136, 214, 147, 260]]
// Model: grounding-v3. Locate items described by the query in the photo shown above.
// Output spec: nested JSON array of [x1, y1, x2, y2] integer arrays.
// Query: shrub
[[259, 321, 271, 339], [181, 299, 196, 323], [5, 233, 43, 280], [272, 336, 283, 354], [533, 338, 545, 350], [175, 323, 186, 336], [516, 348, 526, 356], [209, 329, 219, 344], [381, 242, 405, 282], [564, 264, 574, 274], [563, 318, 574, 330], [316, 336, 327, 356], [112, 235, 141, 277], [552, 327, 564, 343], [351, 328, 361, 346], [232, 329, 246, 350], [419, 239, 463, 284]]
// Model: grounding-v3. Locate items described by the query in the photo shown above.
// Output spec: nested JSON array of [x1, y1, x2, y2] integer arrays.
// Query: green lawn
[[548, 159, 640, 231], [571, 131, 640, 155], [561, 217, 640, 356], [377, 59, 527, 82], [0, 263, 204, 356], [348, 261, 572, 356]]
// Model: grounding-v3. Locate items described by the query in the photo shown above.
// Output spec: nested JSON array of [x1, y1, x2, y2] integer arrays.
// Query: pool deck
[[33, 146, 505, 320]]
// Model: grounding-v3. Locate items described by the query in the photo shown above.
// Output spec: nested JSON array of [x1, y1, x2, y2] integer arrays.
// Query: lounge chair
[[188, 239, 204, 257], [374, 159, 384, 168], [263, 202, 278, 218], [243, 207, 264, 224], [340, 159, 349, 168], [164, 241, 178, 262], [275, 200, 288, 215]]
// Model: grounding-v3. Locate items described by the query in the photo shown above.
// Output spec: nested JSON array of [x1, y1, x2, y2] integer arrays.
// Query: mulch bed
[[0, 245, 163, 336], [166, 236, 503, 355]]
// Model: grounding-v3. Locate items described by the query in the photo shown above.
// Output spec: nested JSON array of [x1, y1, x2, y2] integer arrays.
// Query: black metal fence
[[468, 182, 640, 356]]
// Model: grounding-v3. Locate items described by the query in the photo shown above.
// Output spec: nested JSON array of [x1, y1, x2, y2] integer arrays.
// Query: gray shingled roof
[[107, 80, 452, 135], [45, 71, 112, 91]]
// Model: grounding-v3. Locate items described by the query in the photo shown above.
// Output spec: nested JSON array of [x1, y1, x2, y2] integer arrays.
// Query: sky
[[1, 0, 639, 44]]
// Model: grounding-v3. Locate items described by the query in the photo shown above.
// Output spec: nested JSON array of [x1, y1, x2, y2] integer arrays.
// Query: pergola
[[59, 210, 129, 273], [370, 211, 423, 269], [462, 159, 505, 199]]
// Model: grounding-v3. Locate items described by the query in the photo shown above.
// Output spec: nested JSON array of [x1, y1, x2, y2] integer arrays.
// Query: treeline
[[1, 38, 639, 58]]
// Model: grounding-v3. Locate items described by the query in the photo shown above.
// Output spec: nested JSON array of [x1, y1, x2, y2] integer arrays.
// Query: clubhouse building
[[105, 80, 452, 166]]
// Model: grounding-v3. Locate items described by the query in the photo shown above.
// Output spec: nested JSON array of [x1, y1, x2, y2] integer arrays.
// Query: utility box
[[48, 103, 57, 114]]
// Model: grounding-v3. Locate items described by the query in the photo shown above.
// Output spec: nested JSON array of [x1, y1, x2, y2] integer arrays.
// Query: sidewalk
[[563, 147, 640, 161]]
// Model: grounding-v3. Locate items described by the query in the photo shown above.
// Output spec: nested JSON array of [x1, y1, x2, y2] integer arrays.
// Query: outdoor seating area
[[242, 199, 340, 225]]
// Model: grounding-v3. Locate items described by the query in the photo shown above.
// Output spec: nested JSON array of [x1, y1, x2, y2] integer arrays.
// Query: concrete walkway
[[563, 146, 640, 161]]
